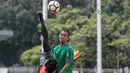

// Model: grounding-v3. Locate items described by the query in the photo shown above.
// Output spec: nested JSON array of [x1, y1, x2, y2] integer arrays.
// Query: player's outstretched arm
[[74, 52, 84, 61]]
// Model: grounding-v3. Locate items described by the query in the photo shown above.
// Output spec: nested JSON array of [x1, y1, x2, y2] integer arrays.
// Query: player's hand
[[79, 52, 85, 57]]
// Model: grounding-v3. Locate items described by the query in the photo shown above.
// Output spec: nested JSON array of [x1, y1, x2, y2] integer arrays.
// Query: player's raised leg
[[37, 11, 52, 65]]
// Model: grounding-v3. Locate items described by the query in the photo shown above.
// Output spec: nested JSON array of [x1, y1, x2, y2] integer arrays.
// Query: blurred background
[[0, 0, 130, 73]]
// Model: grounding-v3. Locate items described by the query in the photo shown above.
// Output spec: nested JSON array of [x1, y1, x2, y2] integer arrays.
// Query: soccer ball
[[48, 1, 60, 13]]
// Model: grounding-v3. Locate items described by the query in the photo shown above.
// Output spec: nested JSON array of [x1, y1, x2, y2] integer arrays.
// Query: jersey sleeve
[[53, 48, 56, 59], [65, 48, 73, 61]]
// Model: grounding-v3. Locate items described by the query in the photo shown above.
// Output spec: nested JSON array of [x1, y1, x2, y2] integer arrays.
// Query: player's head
[[59, 29, 70, 43], [45, 58, 58, 73]]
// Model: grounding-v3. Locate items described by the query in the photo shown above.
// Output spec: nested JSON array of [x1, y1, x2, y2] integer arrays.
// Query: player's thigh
[[40, 51, 53, 64]]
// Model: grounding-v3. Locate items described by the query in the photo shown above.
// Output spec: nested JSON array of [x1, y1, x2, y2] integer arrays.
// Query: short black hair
[[62, 28, 70, 37], [45, 58, 58, 73]]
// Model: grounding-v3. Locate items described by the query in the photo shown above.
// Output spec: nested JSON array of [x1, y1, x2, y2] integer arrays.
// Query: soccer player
[[37, 11, 53, 65], [37, 11, 84, 73], [53, 29, 74, 73], [36, 11, 57, 73]]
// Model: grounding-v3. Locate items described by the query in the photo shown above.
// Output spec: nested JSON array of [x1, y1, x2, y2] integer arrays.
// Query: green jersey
[[53, 43, 74, 73]]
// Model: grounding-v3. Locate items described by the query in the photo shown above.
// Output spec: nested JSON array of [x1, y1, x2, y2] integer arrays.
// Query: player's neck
[[60, 42, 67, 47]]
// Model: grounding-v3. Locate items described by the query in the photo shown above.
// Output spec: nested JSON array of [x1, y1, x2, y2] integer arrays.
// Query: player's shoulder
[[66, 43, 74, 51], [66, 43, 73, 49], [54, 45, 60, 50], [36, 64, 46, 73]]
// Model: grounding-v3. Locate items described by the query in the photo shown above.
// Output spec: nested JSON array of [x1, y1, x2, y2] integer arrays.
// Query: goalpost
[[42, 0, 48, 20], [97, 0, 102, 72]]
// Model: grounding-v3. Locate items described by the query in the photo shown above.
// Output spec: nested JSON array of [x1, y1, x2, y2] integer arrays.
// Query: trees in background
[[21, 5, 130, 68], [0, 0, 41, 66]]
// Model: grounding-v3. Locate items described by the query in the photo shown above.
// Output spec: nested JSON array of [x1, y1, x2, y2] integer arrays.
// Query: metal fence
[[8, 67, 36, 73], [0, 67, 129, 73]]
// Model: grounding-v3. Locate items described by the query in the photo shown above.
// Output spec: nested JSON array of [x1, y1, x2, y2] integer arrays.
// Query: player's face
[[59, 31, 68, 43]]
